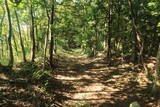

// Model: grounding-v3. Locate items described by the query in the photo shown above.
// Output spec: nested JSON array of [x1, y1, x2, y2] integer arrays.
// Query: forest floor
[[0, 49, 160, 107], [54, 50, 160, 107]]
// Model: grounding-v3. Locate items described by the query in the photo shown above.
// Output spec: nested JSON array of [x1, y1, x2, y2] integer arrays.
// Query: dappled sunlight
[[72, 91, 112, 100], [0, 0, 159, 106], [0, 48, 158, 106], [137, 72, 152, 87], [1, 52, 159, 106], [56, 75, 82, 81], [0, 73, 9, 80], [119, 63, 134, 69], [53, 53, 159, 106]]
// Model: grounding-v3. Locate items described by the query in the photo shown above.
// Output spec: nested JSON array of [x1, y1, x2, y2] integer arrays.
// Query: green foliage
[[32, 70, 53, 94], [0, 0, 158, 62], [147, 70, 154, 82], [0, 0, 160, 105], [32, 70, 52, 85], [16, 61, 54, 94], [10, 0, 22, 5], [16, 62, 38, 78]]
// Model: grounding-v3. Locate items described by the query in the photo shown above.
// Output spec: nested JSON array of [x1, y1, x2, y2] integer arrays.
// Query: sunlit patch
[[14, 101, 33, 107], [0, 73, 9, 80], [72, 91, 111, 100], [56, 75, 82, 80], [54, 52, 158, 106], [147, 63, 155, 69]]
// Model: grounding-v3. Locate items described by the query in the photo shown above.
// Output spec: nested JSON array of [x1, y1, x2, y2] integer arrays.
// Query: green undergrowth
[[57, 47, 87, 58], [16, 61, 54, 92], [0, 61, 55, 106]]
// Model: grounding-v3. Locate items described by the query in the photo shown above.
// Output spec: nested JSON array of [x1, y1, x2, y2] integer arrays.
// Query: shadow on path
[[55, 55, 159, 107]]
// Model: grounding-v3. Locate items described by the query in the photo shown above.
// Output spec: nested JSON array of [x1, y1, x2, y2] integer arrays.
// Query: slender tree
[[128, 0, 143, 64], [152, 44, 160, 94], [49, 0, 55, 68], [0, 8, 5, 59], [5, 0, 14, 69], [30, 2, 36, 62], [15, 9, 26, 62], [43, 0, 50, 69], [105, 0, 112, 63]]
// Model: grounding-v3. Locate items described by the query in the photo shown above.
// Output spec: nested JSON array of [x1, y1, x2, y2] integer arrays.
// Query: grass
[[57, 47, 87, 58]]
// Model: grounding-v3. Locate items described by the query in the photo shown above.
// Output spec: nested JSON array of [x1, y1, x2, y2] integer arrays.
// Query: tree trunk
[[15, 9, 26, 62], [0, 9, 5, 36], [30, 3, 36, 62], [43, 0, 50, 69], [43, 12, 50, 70], [152, 21, 159, 56], [49, 2, 55, 69], [0, 10, 5, 59], [5, 35, 9, 57], [13, 33, 18, 55], [35, 25, 39, 52], [1, 41, 4, 58], [5, 0, 14, 69], [128, 0, 143, 64], [152, 44, 160, 95], [105, 0, 112, 63]]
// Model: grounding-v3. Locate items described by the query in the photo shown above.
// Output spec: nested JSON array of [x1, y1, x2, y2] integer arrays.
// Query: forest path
[[54, 51, 155, 107]]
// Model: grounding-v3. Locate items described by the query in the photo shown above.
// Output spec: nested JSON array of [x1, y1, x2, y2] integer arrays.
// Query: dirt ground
[[0, 53, 159, 107], [54, 54, 160, 107]]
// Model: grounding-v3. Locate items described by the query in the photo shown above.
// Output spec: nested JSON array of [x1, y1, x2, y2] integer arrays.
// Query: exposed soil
[[54, 54, 160, 107], [0, 53, 159, 107]]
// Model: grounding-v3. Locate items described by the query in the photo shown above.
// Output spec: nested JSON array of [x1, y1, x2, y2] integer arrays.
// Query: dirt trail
[[54, 54, 158, 107]]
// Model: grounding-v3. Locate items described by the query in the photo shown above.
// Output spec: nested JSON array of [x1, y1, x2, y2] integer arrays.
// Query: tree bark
[[0, 9, 5, 59], [105, 0, 112, 63], [43, 3, 50, 70], [128, 0, 143, 64], [30, 3, 36, 62], [1, 41, 4, 58], [35, 25, 39, 52], [15, 9, 26, 62], [13, 33, 18, 55], [107, 7, 111, 59], [49, 2, 55, 69], [152, 44, 160, 95], [5, 0, 14, 69], [0, 8, 5, 36]]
